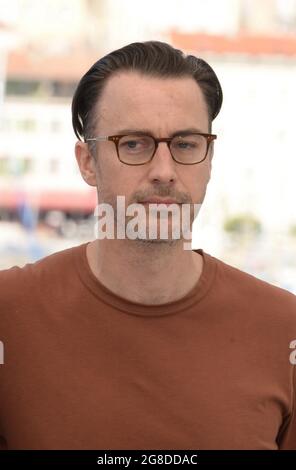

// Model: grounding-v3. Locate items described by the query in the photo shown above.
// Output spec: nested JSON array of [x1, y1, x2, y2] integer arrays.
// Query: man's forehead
[[98, 71, 205, 106], [95, 71, 208, 129]]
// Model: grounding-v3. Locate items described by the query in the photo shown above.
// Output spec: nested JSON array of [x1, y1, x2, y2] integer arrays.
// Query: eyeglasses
[[86, 132, 217, 165]]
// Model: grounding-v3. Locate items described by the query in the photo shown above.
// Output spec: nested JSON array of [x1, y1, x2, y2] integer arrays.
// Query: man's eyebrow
[[115, 128, 205, 136]]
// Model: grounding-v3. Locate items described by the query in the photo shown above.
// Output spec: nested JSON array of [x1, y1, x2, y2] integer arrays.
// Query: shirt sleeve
[[278, 365, 296, 450]]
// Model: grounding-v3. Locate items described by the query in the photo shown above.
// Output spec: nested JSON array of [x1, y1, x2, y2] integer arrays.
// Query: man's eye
[[178, 142, 190, 148], [120, 138, 150, 150], [125, 141, 138, 148], [175, 140, 196, 149]]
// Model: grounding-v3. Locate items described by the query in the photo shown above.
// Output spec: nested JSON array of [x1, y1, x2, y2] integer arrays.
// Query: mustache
[[133, 188, 192, 204]]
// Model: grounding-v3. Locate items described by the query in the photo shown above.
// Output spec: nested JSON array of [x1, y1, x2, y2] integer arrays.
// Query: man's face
[[75, 71, 214, 243]]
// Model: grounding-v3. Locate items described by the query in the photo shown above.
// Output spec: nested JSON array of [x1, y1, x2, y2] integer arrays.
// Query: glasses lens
[[171, 134, 207, 164], [118, 135, 155, 164]]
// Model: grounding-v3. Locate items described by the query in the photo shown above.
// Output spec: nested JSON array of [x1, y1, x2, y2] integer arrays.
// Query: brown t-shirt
[[0, 242, 295, 450]]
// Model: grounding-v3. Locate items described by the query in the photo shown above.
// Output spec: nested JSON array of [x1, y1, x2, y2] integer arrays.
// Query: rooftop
[[170, 30, 296, 56]]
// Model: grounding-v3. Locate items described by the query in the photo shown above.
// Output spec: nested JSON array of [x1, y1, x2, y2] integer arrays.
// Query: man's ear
[[74, 141, 97, 187]]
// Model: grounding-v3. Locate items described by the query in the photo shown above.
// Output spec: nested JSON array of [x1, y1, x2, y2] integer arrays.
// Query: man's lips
[[140, 198, 180, 204]]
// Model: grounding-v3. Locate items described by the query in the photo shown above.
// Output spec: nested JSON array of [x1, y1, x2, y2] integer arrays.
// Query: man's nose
[[146, 141, 177, 183]]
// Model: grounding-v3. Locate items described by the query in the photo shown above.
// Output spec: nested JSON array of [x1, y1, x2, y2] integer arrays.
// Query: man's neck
[[86, 239, 203, 305]]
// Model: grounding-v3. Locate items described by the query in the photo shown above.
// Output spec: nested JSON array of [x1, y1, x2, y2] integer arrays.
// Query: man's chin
[[133, 237, 180, 247]]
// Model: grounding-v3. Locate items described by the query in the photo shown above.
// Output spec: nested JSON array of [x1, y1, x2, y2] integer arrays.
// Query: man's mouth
[[140, 198, 180, 205]]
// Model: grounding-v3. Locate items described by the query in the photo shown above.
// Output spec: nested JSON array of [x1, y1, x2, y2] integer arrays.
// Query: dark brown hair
[[71, 40, 223, 144]]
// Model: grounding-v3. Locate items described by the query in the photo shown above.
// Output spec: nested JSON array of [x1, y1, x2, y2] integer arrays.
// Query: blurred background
[[0, 0, 295, 293]]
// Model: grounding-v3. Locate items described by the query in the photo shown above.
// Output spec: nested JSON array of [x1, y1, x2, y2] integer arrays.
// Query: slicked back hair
[[72, 41, 223, 153]]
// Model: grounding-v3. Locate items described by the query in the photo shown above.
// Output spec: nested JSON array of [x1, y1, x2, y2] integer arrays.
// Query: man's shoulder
[[0, 242, 86, 297], [211, 253, 296, 322]]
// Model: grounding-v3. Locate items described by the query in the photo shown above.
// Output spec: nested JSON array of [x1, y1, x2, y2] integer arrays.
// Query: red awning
[[0, 189, 97, 212]]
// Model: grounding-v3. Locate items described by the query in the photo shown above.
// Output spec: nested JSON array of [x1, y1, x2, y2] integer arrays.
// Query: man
[[0, 41, 295, 450]]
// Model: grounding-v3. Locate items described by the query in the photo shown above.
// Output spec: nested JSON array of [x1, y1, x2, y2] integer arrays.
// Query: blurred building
[[0, 45, 98, 216]]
